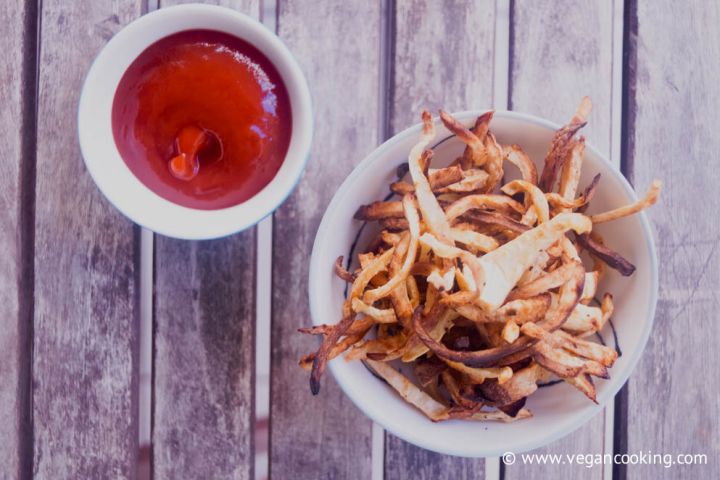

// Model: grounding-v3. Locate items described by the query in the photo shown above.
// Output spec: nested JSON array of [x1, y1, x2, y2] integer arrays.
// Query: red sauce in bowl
[[112, 30, 292, 210]]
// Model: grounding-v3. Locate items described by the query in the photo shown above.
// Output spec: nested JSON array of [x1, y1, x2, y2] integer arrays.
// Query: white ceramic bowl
[[309, 111, 658, 457], [78, 4, 312, 239]]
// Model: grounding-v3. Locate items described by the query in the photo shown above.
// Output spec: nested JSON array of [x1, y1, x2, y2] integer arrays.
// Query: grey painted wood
[[270, 1, 382, 478], [504, 1, 615, 479], [33, 1, 142, 477], [624, 1, 720, 478], [390, 0, 497, 132], [152, 1, 259, 480], [0, 1, 34, 478], [384, 1, 495, 476]]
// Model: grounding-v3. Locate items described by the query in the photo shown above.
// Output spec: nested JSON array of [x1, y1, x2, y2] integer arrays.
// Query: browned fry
[[521, 322, 617, 367], [380, 217, 409, 232], [438, 170, 489, 193], [400, 306, 458, 362], [388, 233, 413, 323], [440, 109, 488, 168], [590, 179, 662, 224], [478, 363, 540, 406], [345, 331, 407, 361], [565, 374, 597, 403], [441, 370, 478, 409], [390, 165, 464, 194], [381, 230, 402, 245], [503, 144, 538, 185], [562, 303, 603, 335], [450, 226, 499, 253], [364, 194, 420, 303], [496, 295, 552, 324], [532, 340, 608, 379], [344, 248, 395, 318], [558, 137, 586, 208], [445, 194, 525, 222], [413, 307, 534, 367], [409, 113, 455, 243], [547, 173, 601, 210], [576, 233, 636, 276], [539, 97, 591, 192], [501, 179, 550, 224], [354, 200, 404, 220], [481, 132, 505, 192], [310, 314, 355, 394], [334, 256, 355, 282], [463, 210, 531, 234], [509, 260, 585, 300]]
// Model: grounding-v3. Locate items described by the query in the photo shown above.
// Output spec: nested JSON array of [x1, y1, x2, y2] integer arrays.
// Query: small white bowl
[[78, 4, 312, 239], [309, 111, 658, 457]]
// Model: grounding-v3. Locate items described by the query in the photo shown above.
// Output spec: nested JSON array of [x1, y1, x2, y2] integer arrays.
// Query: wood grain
[[390, 0, 497, 132], [504, 1, 615, 479], [384, 0, 496, 476], [0, 1, 34, 477], [270, 1, 382, 478], [624, 1, 720, 478], [152, 1, 259, 480], [32, 1, 142, 477]]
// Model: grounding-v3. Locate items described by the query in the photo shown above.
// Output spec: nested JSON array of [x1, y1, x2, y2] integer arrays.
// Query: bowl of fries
[[304, 99, 659, 457]]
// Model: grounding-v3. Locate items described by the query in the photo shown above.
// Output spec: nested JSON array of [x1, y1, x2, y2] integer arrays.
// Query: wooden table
[[1, 0, 717, 478]]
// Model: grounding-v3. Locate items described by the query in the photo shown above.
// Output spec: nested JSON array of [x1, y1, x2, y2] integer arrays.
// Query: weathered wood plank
[[624, 1, 720, 478], [504, 1, 614, 479], [384, 0, 496, 476], [152, 1, 259, 480], [0, 1, 34, 478], [33, 1, 142, 477], [270, 1, 382, 478]]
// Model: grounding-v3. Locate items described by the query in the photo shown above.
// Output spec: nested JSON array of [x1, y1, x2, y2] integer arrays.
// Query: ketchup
[[112, 30, 292, 210]]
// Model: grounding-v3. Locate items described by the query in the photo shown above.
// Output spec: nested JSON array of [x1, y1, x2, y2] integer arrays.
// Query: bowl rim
[[77, 3, 313, 240], [308, 109, 659, 457]]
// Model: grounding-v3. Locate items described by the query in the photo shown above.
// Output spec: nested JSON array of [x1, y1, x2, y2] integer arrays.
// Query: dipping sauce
[[112, 30, 292, 209]]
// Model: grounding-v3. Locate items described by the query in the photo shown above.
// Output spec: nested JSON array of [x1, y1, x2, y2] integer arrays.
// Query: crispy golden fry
[[310, 314, 355, 394], [539, 97, 591, 192], [532, 340, 608, 379], [502, 319, 520, 343], [521, 322, 617, 367], [302, 103, 659, 422], [580, 271, 600, 303], [509, 260, 585, 300], [351, 298, 398, 323], [390, 165, 464, 194], [334, 256, 355, 282], [503, 144, 538, 185], [590, 179, 662, 224], [558, 137, 586, 208], [562, 303, 603, 335], [409, 113, 454, 243], [364, 194, 420, 303], [445, 194, 525, 222], [502, 179, 550, 224], [438, 169, 490, 193], [354, 200, 404, 220], [495, 295, 552, 324], [565, 374, 597, 403], [479, 364, 541, 407]]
